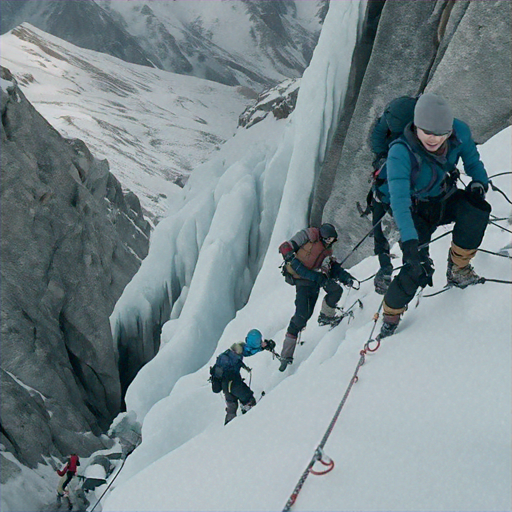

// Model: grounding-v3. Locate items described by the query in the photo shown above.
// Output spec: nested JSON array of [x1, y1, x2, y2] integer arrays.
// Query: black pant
[[223, 375, 254, 424], [385, 190, 491, 310], [287, 279, 342, 336], [372, 200, 392, 270]]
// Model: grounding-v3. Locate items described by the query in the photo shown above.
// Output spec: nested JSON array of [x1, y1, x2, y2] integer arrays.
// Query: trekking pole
[[418, 229, 453, 249], [488, 220, 512, 235], [482, 278, 512, 284], [339, 216, 385, 267], [489, 180, 512, 205], [488, 171, 512, 179], [490, 215, 510, 222], [478, 247, 512, 260]]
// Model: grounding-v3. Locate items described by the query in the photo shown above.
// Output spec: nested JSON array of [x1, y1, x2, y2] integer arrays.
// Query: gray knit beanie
[[414, 93, 453, 135]]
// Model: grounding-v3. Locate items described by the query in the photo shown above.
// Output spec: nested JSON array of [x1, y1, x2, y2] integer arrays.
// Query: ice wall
[[110, 0, 366, 421]]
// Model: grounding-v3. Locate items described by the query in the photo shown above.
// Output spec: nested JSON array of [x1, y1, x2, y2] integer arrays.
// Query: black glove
[[316, 272, 328, 287], [402, 239, 422, 278], [466, 181, 487, 201], [330, 261, 353, 287], [402, 240, 434, 287], [419, 257, 435, 287], [322, 277, 337, 290], [264, 339, 276, 351], [342, 272, 354, 288]]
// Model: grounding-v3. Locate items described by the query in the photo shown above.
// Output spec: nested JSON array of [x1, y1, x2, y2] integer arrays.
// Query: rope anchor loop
[[310, 448, 335, 476], [365, 338, 381, 353]]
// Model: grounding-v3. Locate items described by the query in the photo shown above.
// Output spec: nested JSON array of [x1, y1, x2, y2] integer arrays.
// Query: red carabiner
[[310, 455, 335, 475], [366, 338, 380, 353]]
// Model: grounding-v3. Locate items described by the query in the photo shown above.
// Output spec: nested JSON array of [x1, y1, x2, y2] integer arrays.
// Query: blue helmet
[[245, 329, 262, 350]]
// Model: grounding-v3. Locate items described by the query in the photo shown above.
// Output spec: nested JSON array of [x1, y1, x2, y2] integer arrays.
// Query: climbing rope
[[90, 443, 139, 512], [282, 301, 383, 511], [488, 219, 512, 234], [488, 171, 512, 180]]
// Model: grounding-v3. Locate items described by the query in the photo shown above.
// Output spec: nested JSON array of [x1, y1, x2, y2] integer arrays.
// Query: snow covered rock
[[238, 78, 300, 128], [0, 66, 149, 472], [109, 411, 142, 457]]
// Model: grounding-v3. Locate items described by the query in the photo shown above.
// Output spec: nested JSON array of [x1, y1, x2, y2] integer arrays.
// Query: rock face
[[317, 0, 511, 264], [0, 67, 150, 471]]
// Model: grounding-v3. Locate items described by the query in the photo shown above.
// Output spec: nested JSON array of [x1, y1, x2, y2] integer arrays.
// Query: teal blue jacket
[[387, 119, 488, 242]]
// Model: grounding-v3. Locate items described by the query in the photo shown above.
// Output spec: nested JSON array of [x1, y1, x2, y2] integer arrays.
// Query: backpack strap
[[389, 139, 438, 197]]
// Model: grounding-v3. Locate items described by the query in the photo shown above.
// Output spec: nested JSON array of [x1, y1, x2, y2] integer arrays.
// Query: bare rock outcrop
[[0, 67, 150, 473]]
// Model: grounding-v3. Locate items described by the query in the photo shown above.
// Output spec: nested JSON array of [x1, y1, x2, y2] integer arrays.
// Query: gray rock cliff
[[317, 0, 511, 264], [0, 67, 150, 475]]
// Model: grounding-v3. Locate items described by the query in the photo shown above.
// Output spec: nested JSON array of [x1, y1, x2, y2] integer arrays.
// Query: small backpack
[[209, 349, 241, 393], [209, 365, 222, 393]]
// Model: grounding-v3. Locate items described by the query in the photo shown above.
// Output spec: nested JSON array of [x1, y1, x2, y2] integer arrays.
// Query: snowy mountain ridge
[[0, 23, 253, 221], [96, 0, 326, 87], [1, 0, 327, 90]]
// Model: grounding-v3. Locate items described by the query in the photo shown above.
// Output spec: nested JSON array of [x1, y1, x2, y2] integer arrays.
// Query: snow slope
[[0, 23, 252, 220], [101, 128, 511, 512]]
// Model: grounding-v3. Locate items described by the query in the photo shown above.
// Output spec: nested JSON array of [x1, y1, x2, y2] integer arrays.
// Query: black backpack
[[360, 95, 434, 213], [209, 349, 240, 393], [371, 96, 418, 162], [371, 96, 418, 191], [209, 365, 222, 393]]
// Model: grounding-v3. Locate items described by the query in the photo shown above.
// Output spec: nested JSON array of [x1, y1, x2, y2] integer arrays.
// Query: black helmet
[[319, 223, 338, 240]]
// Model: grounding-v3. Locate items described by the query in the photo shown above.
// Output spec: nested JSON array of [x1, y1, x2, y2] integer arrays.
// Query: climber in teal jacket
[[380, 93, 491, 340], [387, 118, 489, 243]]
